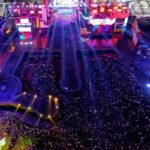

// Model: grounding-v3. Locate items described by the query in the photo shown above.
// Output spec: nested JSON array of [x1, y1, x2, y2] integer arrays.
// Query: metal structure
[[129, 0, 150, 17]]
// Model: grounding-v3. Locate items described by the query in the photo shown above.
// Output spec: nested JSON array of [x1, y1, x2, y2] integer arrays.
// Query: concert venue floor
[[0, 19, 150, 149]]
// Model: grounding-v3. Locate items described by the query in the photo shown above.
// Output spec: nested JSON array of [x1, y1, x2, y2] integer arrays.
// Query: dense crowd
[[0, 57, 150, 149], [21, 63, 58, 96], [31, 65, 57, 95], [59, 57, 150, 149]]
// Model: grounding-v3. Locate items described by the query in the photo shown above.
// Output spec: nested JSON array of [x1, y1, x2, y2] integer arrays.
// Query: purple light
[[34, 2, 38, 8]]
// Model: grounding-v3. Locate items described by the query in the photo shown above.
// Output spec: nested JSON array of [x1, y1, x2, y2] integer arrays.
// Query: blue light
[[146, 83, 150, 88], [19, 35, 24, 40]]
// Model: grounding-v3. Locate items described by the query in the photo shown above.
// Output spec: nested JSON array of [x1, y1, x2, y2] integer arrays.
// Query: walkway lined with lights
[[48, 18, 81, 92]]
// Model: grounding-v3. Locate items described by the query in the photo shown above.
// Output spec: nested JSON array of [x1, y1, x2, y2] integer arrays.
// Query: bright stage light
[[58, 9, 73, 15], [27, 107, 32, 111], [15, 103, 21, 112], [34, 94, 38, 99], [0, 137, 6, 148], [18, 27, 32, 32], [23, 91, 27, 95], [16, 103, 21, 109], [48, 95, 52, 100], [39, 114, 43, 118], [47, 115, 52, 119], [20, 18, 29, 24], [89, 18, 116, 26], [5, 29, 11, 34], [34, 2, 38, 8], [56, 105, 59, 109], [54, 97, 58, 102], [146, 83, 150, 88]]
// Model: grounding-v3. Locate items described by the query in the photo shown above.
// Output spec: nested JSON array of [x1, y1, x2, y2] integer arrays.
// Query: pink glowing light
[[13, 9, 18, 13]]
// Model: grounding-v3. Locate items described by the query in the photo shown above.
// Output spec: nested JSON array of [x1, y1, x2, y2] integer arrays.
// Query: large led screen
[[53, 0, 79, 7]]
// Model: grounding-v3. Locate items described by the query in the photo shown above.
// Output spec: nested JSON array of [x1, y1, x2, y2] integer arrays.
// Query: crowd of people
[[31, 65, 57, 96], [57, 57, 150, 149], [0, 57, 149, 149], [20, 57, 60, 96]]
